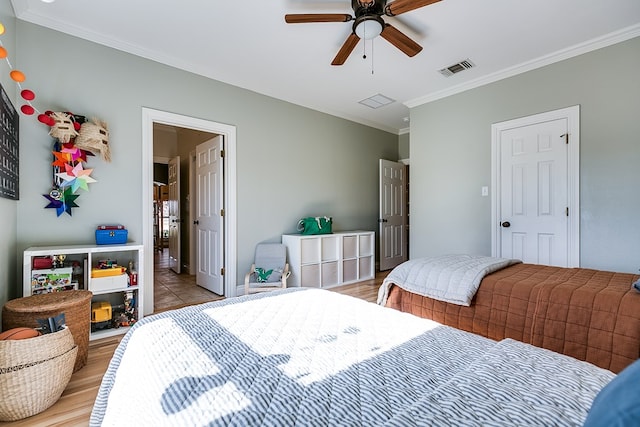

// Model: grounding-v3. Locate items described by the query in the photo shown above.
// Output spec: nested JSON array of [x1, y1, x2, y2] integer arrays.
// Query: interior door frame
[[490, 105, 580, 266], [142, 108, 237, 315]]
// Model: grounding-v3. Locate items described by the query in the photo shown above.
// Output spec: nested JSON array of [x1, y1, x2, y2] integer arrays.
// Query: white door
[[196, 136, 224, 294], [492, 106, 580, 267], [379, 159, 408, 270], [167, 156, 181, 274]]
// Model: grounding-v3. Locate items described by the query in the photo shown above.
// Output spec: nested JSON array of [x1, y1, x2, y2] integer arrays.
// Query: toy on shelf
[[90, 291, 137, 333]]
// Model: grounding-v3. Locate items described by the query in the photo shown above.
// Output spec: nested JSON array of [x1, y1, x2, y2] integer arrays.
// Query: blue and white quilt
[[91, 288, 612, 426]]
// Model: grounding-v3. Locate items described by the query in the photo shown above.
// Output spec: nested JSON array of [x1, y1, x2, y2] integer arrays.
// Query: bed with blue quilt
[[90, 287, 616, 426]]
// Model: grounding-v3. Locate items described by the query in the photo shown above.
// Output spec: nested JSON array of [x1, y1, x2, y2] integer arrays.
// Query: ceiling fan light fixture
[[354, 17, 383, 40], [286, 0, 436, 66]]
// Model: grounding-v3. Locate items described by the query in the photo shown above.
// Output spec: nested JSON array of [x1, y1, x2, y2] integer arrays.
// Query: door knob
[[378, 219, 388, 223], [501, 221, 511, 228], [193, 220, 199, 225]]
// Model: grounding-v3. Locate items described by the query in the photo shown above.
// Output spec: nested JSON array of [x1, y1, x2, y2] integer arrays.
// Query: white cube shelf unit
[[23, 243, 144, 340], [282, 231, 375, 289]]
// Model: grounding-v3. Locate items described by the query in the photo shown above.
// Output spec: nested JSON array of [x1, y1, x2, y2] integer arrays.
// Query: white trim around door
[[142, 108, 238, 315], [491, 105, 580, 267]]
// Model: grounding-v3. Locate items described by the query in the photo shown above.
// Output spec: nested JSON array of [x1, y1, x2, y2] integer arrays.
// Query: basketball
[[0, 327, 40, 340]]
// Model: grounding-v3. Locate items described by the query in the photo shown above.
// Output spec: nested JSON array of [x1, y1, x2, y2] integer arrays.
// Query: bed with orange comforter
[[380, 259, 640, 373]]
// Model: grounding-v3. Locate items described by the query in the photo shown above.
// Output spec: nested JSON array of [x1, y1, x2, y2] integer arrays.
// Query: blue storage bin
[[95, 229, 128, 245]]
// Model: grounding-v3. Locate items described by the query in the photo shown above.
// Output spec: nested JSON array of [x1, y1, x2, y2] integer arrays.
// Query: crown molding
[[406, 24, 640, 108]]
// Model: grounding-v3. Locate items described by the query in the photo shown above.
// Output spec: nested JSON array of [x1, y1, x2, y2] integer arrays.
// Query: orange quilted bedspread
[[385, 263, 640, 373]]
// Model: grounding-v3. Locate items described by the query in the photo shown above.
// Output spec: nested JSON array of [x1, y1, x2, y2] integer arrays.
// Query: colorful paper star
[[43, 188, 79, 216], [56, 162, 97, 192], [61, 142, 93, 162], [61, 145, 83, 162], [56, 174, 91, 192], [52, 151, 72, 167]]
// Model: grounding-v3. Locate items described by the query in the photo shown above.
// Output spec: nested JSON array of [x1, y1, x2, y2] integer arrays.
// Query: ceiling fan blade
[[331, 33, 361, 66], [380, 24, 423, 57], [285, 14, 353, 24], [384, 0, 441, 16]]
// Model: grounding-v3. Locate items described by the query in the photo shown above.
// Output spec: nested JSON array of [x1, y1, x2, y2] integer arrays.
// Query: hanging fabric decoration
[[0, 20, 112, 217], [75, 118, 111, 162], [47, 111, 80, 143]]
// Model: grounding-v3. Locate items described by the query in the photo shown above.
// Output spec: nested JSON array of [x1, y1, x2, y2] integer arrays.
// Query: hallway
[[153, 249, 224, 312]]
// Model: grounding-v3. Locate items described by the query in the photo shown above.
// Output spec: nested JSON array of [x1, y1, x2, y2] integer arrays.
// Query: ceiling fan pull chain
[[371, 39, 375, 75], [362, 24, 367, 60], [362, 35, 367, 60]]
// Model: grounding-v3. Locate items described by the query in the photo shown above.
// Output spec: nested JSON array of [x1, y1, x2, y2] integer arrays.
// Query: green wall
[[12, 20, 398, 295], [398, 133, 410, 160], [0, 3, 17, 318], [409, 36, 640, 273]]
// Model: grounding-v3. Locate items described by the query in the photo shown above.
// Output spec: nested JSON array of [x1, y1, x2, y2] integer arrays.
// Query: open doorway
[[151, 124, 222, 312], [142, 108, 238, 316]]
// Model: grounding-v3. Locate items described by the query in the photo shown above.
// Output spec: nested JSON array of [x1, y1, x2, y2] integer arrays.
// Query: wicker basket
[[2, 290, 92, 372], [0, 327, 77, 421]]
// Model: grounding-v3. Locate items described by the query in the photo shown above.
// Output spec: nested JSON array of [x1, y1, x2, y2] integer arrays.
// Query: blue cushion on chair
[[583, 358, 640, 426]]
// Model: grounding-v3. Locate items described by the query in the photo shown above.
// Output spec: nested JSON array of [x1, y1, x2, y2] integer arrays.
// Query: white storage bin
[[91, 274, 128, 292]]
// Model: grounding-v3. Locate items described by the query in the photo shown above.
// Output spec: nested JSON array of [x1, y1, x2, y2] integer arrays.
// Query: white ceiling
[[10, 0, 640, 134]]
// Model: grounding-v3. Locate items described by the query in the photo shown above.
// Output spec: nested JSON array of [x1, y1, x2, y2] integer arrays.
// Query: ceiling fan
[[285, 0, 442, 66]]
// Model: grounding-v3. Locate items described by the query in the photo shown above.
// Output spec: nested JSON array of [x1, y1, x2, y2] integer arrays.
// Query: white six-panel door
[[196, 136, 224, 294], [500, 119, 568, 266], [379, 159, 408, 271], [168, 156, 181, 274], [492, 105, 580, 267]]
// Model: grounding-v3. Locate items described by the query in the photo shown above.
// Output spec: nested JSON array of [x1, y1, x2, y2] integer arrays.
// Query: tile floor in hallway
[[153, 249, 224, 313]]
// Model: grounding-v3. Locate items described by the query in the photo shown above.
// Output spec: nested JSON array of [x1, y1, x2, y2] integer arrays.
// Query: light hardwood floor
[[0, 272, 387, 427]]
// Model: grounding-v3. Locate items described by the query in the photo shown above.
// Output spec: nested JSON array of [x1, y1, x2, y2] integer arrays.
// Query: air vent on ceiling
[[359, 93, 395, 109], [438, 59, 475, 77]]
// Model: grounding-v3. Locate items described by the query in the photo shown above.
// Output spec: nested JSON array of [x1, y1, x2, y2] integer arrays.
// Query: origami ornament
[[56, 162, 97, 193], [61, 142, 94, 162], [52, 151, 72, 168], [43, 187, 79, 216], [62, 144, 87, 162]]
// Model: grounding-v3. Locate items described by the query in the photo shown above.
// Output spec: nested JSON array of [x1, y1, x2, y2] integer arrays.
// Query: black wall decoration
[[0, 82, 18, 200]]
